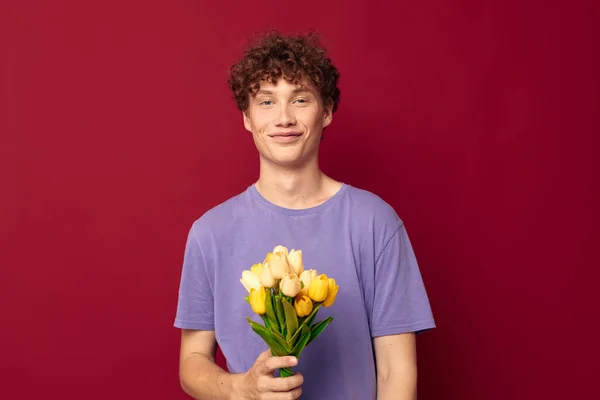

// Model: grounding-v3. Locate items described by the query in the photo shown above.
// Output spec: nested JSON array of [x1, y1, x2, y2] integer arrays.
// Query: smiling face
[[243, 78, 333, 168]]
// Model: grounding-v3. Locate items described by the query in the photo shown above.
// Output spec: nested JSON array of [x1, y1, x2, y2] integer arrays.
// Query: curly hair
[[227, 31, 341, 113]]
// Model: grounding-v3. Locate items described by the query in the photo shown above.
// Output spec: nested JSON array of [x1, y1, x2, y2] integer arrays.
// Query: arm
[[179, 329, 239, 400], [179, 329, 236, 399], [374, 332, 418, 400], [178, 329, 303, 400]]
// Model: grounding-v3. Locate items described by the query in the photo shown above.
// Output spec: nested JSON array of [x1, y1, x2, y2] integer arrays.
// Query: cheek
[[304, 110, 324, 128], [250, 113, 271, 132]]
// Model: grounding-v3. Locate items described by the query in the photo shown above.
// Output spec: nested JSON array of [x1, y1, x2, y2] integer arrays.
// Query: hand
[[232, 349, 304, 399]]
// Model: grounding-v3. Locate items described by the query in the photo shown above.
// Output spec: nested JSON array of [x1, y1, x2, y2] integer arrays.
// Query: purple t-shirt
[[174, 183, 435, 399]]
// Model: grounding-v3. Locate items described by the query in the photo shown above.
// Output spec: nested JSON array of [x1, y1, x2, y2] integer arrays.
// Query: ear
[[322, 101, 333, 128], [243, 110, 252, 132]]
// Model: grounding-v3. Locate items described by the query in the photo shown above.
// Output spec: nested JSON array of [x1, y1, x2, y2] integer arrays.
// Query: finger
[[262, 386, 302, 399], [259, 355, 298, 375], [268, 373, 304, 392], [255, 348, 272, 364], [289, 386, 302, 399]]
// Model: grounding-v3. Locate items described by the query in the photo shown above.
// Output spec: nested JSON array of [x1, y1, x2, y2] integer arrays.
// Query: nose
[[274, 104, 296, 127]]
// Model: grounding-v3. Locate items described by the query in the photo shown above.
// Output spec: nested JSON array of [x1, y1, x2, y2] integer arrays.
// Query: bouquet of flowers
[[240, 245, 339, 377]]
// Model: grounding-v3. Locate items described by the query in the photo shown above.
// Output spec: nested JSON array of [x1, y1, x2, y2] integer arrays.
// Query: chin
[[265, 153, 306, 168], [272, 158, 303, 167]]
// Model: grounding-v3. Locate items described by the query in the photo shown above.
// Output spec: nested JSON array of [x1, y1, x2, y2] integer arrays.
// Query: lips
[[268, 132, 303, 143], [268, 132, 303, 138]]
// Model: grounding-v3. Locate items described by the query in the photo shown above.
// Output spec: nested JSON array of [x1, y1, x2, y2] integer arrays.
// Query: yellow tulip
[[323, 278, 339, 307], [273, 245, 289, 255], [240, 270, 261, 293], [294, 295, 313, 317], [279, 273, 301, 297], [249, 286, 266, 315], [270, 251, 291, 279], [258, 263, 276, 288], [250, 263, 263, 277], [263, 252, 273, 264], [287, 249, 304, 275], [299, 269, 317, 295], [307, 274, 329, 302]]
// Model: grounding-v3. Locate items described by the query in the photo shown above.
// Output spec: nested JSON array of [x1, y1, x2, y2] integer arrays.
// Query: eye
[[294, 98, 309, 105], [260, 100, 274, 106]]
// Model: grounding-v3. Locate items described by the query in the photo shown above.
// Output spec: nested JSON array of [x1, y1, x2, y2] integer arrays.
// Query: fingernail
[[290, 357, 298, 364]]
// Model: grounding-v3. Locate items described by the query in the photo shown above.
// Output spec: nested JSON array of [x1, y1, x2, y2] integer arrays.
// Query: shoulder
[[343, 184, 405, 249], [188, 187, 250, 245], [344, 184, 403, 229]]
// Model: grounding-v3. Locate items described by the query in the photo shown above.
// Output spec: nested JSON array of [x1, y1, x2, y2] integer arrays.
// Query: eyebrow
[[255, 88, 314, 96]]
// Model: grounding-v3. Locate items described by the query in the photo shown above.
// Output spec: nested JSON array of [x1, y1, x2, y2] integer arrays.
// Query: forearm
[[376, 365, 417, 400], [180, 353, 240, 400]]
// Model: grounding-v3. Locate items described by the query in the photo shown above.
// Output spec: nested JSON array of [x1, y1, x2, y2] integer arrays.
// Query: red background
[[1, 0, 598, 399]]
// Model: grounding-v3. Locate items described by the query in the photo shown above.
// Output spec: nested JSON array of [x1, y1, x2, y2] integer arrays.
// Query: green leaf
[[289, 303, 322, 345], [260, 314, 270, 330], [291, 325, 311, 359], [269, 325, 292, 352], [305, 303, 322, 327], [244, 295, 250, 304], [282, 298, 298, 341], [264, 290, 278, 331], [274, 296, 286, 335], [307, 316, 333, 345], [246, 317, 288, 356]]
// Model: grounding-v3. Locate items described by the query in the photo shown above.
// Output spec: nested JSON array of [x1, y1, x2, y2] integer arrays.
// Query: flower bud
[[249, 286, 266, 315], [273, 245, 289, 255], [250, 263, 263, 277], [270, 251, 291, 279], [240, 270, 262, 293], [323, 278, 339, 307], [263, 252, 273, 264], [299, 269, 317, 295], [279, 273, 301, 297], [287, 249, 304, 275], [258, 263, 276, 288], [294, 295, 313, 317], [307, 274, 329, 302]]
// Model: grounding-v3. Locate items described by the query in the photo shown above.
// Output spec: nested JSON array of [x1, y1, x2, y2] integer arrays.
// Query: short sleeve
[[370, 223, 436, 337], [173, 225, 215, 330]]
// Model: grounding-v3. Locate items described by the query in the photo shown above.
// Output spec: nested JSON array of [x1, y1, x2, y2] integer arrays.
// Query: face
[[243, 78, 333, 168]]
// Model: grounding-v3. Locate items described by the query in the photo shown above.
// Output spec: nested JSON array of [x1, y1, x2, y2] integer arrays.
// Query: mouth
[[268, 131, 303, 143]]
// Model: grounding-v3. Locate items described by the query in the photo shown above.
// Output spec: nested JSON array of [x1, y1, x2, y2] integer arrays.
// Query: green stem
[[279, 367, 294, 377]]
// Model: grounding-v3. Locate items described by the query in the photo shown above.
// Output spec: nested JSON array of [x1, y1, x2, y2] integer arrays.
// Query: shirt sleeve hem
[[174, 319, 215, 330], [371, 319, 436, 337]]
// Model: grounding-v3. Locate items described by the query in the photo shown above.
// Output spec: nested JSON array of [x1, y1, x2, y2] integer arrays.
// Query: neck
[[254, 156, 339, 210]]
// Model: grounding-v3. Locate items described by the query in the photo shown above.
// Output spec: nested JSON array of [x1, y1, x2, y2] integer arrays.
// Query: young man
[[174, 31, 435, 399]]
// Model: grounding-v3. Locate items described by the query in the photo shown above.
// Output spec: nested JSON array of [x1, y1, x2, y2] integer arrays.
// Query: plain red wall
[[1, 0, 598, 398]]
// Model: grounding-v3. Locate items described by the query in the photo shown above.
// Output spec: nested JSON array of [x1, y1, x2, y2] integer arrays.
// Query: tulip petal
[[240, 278, 251, 293]]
